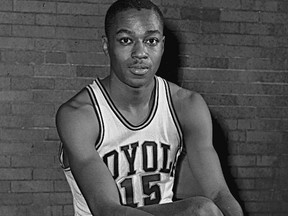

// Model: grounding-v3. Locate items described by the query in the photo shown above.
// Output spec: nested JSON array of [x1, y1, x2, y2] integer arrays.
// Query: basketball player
[[56, 0, 243, 215]]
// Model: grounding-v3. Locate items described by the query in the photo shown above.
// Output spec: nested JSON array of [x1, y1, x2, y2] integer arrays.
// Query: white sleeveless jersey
[[60, 76, 183, 215]]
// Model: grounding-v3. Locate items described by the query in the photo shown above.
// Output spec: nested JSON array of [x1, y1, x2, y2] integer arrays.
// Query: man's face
[[103, 9, 165, 88]]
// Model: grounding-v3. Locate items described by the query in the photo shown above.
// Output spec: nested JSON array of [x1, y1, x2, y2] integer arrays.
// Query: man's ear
[[161, 36, 165, 54], [102, 36, 109, 55]]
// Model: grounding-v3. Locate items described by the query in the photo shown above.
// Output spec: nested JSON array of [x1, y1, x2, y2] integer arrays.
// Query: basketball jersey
[[59, 76, 183, 215]]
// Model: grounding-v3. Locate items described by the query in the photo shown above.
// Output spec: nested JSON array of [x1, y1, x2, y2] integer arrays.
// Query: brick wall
[[0, 0, 287, 215]]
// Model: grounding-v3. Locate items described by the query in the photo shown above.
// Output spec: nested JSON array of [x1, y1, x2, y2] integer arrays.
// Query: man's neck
[[100, 75, 156, 125]]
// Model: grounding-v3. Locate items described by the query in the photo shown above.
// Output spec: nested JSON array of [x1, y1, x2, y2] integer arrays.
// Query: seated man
[[56, 0, 244, 215]]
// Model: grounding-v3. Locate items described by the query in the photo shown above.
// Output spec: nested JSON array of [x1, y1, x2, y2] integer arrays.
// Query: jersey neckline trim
[[95, 77, 159, 131]]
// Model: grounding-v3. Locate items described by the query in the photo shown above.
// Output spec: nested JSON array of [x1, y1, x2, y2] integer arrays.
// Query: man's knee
[[186, 196, 223, 216]]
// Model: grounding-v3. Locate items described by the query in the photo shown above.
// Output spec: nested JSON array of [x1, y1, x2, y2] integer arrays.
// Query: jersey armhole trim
[[163, 80, 183, 148], [86, 85, 105, 150]]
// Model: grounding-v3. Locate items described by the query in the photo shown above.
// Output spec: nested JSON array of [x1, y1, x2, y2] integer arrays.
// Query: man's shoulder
[[56, 88, 95, 126], [166, 81, 210, 128], [166, 81, 205, 108]]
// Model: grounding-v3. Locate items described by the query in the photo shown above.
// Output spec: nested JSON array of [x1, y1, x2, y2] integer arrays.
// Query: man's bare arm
[[172, 87, 243, 216], [56, 93, 154, 216]]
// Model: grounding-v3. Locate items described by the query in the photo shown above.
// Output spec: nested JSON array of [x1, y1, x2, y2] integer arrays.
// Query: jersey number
[[120, 173, 161, 207]]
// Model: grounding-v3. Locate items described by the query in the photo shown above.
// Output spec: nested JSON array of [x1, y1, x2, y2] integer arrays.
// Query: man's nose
[[131, 41, 148, 59]]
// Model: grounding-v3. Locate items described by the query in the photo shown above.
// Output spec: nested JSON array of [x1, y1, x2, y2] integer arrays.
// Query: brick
[[161, 0, 201, 7], [255, 178, 274, 189], [0, 37, 34, 49], [0, 116, 30, 128], [180, 8, 221, 21], [31, 141, 59, 155], [0, 12, 34, 25], [0, 181, 10, 192], [12, 103, 55, 115], [247, 131, 283, 143], [31, 115, 55, 128], [235, 179, 255, 190], [46, 52, 67, 64], [11, 180, 53, 192], [0, 168, 32, 180], [237, 119, 255, 130], [0, 24, 11, 36], [0, 77, 10, 89], [222, 34, 259, 46], [98, 3, 111, 16], [202, 94, 237, 106], [202, 0, 241, 9], [0, 128, 46, 142], [278, 1, 288, 13], [221, 11, 259, 22], [0, 142, 33, 155], [63, 14, 103, 28], [240, 191, 273, 202], [11, 77, 54, 90], [14, 1, 56, 13], [260, 12, 288, 24], [238, 167, 273, 178], [228, 155, 256, 166], [236, 142, 287, 155], [165, 19, 201, 33], [256, 155, 278, 166], [33, 90, 76, 103], [228, 130, 246, 142], [161, 7, 181, 19], [0, 91, 32, 102], [33, 168, 66, 180], [201, 57, 229, 69], [0, 155, 10, 167], [35, 39, 102, 52], [55, 78, 92, 90], [0, 193, 33, 205], [49, 192, 73, 205], [35, 14, 56, 26], [76, 65, 109, 78], [180, 7, 202, 20], [2, 50, 44, 64], [34, 65, 76, 77], [210, 106, 256, 119], [236, 95, 288, 107], [56, 27, 98, 40], [223, 119, 237, 130], [54, 180, 70, 192], [41, 206, 63, 216], [12, 25, 55, 38], [45, 128, 60, 141], [0, 64, 33, 76], [57, 2, 99, 15], [0, 206, 28, 216], [242, 0, 278, 11], [278, 155, 288, 168], [67, 52, 108, 65], [253, 119, 288, 131], [240, 23, 273, 35], [201, 21, 240, 34], [0, 0, 12, 11], [64, 205, 74, 216], [11, 155, 55, 168]]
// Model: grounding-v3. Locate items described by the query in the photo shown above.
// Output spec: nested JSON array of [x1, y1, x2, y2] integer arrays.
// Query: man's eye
[[145, 38, 159, 46], [119, 38, 132, 45]]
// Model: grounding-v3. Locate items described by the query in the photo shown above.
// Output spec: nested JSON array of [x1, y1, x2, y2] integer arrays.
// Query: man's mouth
[[129, 65, 149, 75]]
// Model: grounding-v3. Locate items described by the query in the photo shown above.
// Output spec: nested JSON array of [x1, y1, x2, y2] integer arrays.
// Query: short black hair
[[104, 0, 164, 37]]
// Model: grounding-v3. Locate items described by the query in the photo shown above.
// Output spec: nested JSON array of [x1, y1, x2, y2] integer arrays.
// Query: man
[[56, 0, 244, 215]]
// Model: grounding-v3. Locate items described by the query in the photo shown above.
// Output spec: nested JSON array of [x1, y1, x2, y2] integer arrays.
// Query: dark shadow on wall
[[157, 24, 181, 85], [211, 115, 247, 215]]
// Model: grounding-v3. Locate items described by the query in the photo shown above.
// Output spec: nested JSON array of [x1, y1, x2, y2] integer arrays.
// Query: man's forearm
[[214, 192, 244, 216]]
